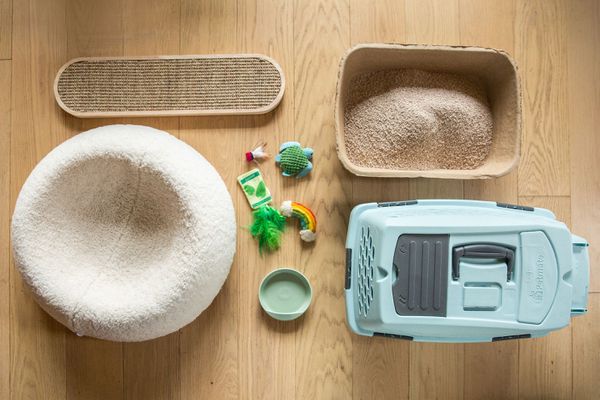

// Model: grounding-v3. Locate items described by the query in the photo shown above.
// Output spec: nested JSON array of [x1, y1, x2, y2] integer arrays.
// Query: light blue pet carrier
[[344, 200, 589, 342]]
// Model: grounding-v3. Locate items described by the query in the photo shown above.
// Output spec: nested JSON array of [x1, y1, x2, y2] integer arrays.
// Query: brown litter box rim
[[54, 54, 286, 118], [334, 43, 522, 180]]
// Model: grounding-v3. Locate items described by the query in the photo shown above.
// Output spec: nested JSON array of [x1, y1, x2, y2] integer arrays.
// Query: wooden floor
[[1, 0, 599, 399]]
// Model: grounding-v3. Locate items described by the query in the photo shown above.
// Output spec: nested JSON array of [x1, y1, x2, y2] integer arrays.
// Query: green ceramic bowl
[[259, 268, 312, 321]]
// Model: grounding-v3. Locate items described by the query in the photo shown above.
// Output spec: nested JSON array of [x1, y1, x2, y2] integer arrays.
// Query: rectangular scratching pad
[[54, 55, 285, 117]]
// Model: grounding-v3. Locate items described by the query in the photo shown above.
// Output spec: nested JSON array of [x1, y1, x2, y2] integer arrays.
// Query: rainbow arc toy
[[281, 201, 317, 242]]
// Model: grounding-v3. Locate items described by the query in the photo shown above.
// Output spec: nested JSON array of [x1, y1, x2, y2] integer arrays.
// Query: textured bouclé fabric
[[11, 125, 236, 342]]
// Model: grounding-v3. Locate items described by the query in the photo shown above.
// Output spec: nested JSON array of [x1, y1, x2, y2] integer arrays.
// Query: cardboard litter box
[[335, 44, 522, 179]]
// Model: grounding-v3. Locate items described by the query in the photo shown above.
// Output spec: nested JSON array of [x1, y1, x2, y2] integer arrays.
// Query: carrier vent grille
[[357, 226, 375, 316]]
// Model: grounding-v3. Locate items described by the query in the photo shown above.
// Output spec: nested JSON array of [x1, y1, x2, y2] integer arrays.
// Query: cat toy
[[280, 201, 317, 242], [275, 142, 313, 178], [250, 205, 286, 252], [245, 141, 269, 163]]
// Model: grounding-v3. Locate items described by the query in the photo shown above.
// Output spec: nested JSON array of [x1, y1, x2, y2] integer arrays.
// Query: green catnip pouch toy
[[238, 168, 272, 209]]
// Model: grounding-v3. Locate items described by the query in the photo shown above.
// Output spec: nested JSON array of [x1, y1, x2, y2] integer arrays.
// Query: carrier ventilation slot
[[357, 226, 375, 317], [496, 202, 534, 212], [377, 200, 418, 208]]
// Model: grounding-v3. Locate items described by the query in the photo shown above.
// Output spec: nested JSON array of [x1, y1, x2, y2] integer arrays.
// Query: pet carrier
[[345, 200, 589, 342]]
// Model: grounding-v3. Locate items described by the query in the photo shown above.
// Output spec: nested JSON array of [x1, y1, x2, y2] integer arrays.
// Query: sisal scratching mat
[[54, 55, 285, 118]]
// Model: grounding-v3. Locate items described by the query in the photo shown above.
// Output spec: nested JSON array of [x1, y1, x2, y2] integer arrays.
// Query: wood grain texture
[[349, 0, 405, 44], [10, 0, 69, 398], [353, 336, 409, 400], [0, 59, 11, 400], [123, 0, 179, 56], [293, 0, 352, 399], [516, 0, 570, 196], [64, 2, 126, 399], [518, 196, 572, 400], [348, 2, 410, 399], [404, 0, 460, 45], [237, 1, 297, 399], [410, 343, 464, 400], [464, 341, 518, 400], [66, 0, 123, 58], [403, 0, 463, 203], [179, 2, 240, 400], [459, 2, 520, 398], [124, 335, 180, 400], [66, 338, 123, 400], [2, 0, 600, 399], [460, 0, 519, 205], [403, 3, 465, 398], [121, 2, 182, 399], [568, 0, 600, 293], [0, 0, 10, 59], [572, 293, 600, 399], [179, 120, 241, 400]]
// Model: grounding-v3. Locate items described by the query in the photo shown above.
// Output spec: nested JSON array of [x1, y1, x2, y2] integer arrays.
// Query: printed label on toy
[[238, 168, 272, 209]]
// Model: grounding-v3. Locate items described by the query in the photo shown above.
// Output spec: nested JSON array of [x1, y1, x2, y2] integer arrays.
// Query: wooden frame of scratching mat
[[54, 54, 285, 117]]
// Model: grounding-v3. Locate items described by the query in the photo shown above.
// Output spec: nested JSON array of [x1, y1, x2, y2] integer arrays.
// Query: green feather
[[250, 206, 286, 252]]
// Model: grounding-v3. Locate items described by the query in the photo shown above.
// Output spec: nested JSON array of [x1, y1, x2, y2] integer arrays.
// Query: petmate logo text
[[528, 254, 544, 303]]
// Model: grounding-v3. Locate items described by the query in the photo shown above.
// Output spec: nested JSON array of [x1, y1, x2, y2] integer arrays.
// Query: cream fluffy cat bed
[[11, 125, 236, 342]]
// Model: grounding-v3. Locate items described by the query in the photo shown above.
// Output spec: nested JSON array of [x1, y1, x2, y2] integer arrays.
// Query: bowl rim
[[258, 268, 313, 318]]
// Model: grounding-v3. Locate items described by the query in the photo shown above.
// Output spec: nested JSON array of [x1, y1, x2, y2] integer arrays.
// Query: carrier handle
[[452, 244, 515, 281]]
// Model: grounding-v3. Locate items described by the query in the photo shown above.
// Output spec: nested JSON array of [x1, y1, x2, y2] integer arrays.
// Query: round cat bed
[[11, 125, 236, 342]]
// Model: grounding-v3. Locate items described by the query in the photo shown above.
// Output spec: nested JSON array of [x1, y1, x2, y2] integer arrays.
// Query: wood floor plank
[[352, 336, 409, 400], [63, 0, 126, 148], [463, 341, 518, 400], [410, 343, 464, 400], [409, 179, 463, 200], [458, 2, 520, 399], [518, 324, 573, 400], [0, 0, 10, 59], [349, 0, 405, 44], [403, 3, 465, 398], [572, 293, 600, 399], [64, 2, 126, 399], [178, 119, 241, 400], [348, 1, 410, 399], [568, 0, 600, 293], [517, 196, 573, 400], [404, 0, 460, 45], [0, 59, 11, 400], [4, 1, 600, 399], [516, 0, 570, 196], [66, 338, 123, 400], [460, 0, 519, 205], [123, 0, 179, 56], [120, 2, 182, 400], [124, 335, 180, 400], [10, 0, 69, 398], [236, 1, 297, 399], [179, 1, 241, 399], [66, 0, 123, 58], [404, 0, 464, 206], [458, 0, 515, 50], [293, 0, 352, 399]]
